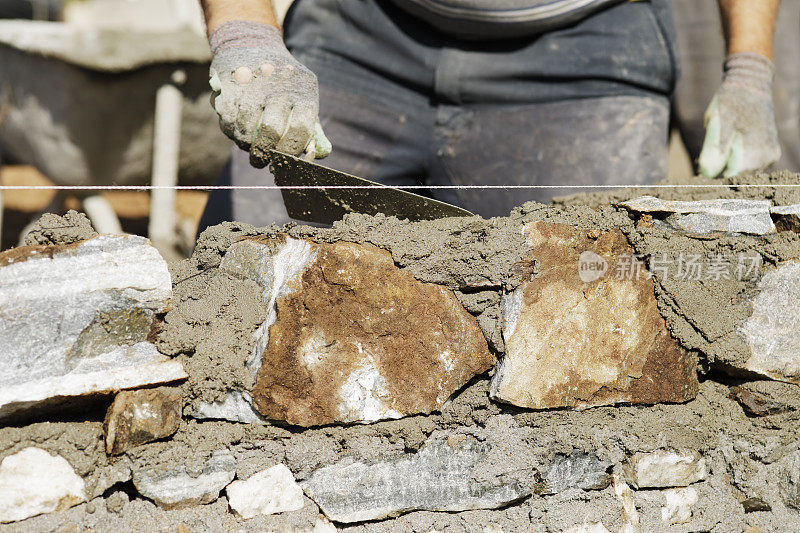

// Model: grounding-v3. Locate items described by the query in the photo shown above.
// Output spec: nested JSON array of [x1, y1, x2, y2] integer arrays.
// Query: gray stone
[[302, 438, 530, 523], [542, 451, 612, 495], [620, 196, 775, 235], [132, 449, 236, 509], [0, 235, 186, 421], [0, 235, 186, 419], [740, 261, 800, 383]]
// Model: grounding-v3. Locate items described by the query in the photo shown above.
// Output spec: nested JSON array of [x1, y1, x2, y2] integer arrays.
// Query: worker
[[198, 0, 781, 229]]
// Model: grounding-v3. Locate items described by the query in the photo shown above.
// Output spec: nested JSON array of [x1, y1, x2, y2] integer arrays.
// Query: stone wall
[[2, 182, 800, 532]]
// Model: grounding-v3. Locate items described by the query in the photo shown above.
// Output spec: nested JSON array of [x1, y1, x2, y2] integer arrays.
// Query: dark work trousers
[[199, 0, 677, 231]]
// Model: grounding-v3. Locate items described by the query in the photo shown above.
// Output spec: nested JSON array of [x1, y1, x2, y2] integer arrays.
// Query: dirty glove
[[208, 21, 332, 167], [699, 52, 780, 178]]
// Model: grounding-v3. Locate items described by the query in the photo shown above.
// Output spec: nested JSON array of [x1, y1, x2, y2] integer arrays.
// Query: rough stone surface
[[221, 235, 494, 427], [302, 437, 530, 523], [132, 449, 236, 509], [542, 451, 611, 495], [227, 464, 305, 519], [104, 387, 182, 455], [661, 486, 698, 525], [771, 204, 800, 233], [620, 196, 776, 234], [0, 447, 86, 523], [740, 260, 800, 383], [0, 234, 186, 420], [622, 450, 706, 489], [490, 221, 699, 409], [728, 386, 791, 417]]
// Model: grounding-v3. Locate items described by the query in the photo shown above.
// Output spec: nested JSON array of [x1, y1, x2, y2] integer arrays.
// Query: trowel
[[268, 150, 473, 225]]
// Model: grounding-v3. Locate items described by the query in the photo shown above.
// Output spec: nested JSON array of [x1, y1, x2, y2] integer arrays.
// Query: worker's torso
[[389, 0, 629, 38]]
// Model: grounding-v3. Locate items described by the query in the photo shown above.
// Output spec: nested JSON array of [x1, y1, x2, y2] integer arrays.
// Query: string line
[[1, 184, 800, 191]]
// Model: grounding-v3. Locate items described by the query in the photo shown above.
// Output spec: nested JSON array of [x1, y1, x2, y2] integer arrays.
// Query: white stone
[[227, 464, 305, 519], [313, 517, 338, 532], [741, 261, 800, 383], [622, 450, 706, 489], [0, 235, 185, 420], [613, 473, 639, 533], [771, 204, 800, 215], [621, 196, 775, 234], [661, 487, 698, 525], [191, 390, 267, 424], [0, 447, 86, 523], [133, 449, 236, 509]]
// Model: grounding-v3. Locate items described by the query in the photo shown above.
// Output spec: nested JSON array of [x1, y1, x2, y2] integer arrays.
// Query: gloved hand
[[208, 20, 332, 167], [698, 52, 780, 178]]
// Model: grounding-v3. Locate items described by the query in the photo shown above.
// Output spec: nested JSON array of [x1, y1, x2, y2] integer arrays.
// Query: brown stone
[[490, 221, 698, 409], [237, 236, 494, 427], [104, 387, 182, 455], [729, 386, 790, 417]]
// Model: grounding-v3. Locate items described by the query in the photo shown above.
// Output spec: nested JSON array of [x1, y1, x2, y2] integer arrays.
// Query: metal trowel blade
[[268, 150, 473, 225]]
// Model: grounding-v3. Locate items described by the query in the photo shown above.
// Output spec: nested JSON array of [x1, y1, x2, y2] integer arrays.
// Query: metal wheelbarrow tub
[[0, 20, 230, 187]]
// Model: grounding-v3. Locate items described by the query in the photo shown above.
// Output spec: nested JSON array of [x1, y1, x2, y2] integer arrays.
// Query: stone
[[728, 386, 790, 417], [302, 438, 530, 523], [132, 449, 236, 509], [542, 451, 611, 494], [227, 463, 305, 519], [620, 196, 775, 235], [661, 487, 698, 525], [104, 387, 182, 455], [771, 204, 800, 233], [489, 222, 699, 410], [313, 517, 338, 532], [622, 450, 706, 489], [613, 473, 639, 533], [191, 390, 267, 424], [218, 235, 494, 427], [0, 235, 186, 421], [0, 447, 86, 523], [740, 261, 800, 384]]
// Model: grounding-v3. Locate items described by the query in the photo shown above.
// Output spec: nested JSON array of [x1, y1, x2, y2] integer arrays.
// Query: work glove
[[208, 20, 332, 167], [699, 52, 780, 178]]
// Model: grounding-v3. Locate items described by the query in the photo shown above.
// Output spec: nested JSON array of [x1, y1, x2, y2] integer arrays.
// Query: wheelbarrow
[[0, 19, 231, 251]]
